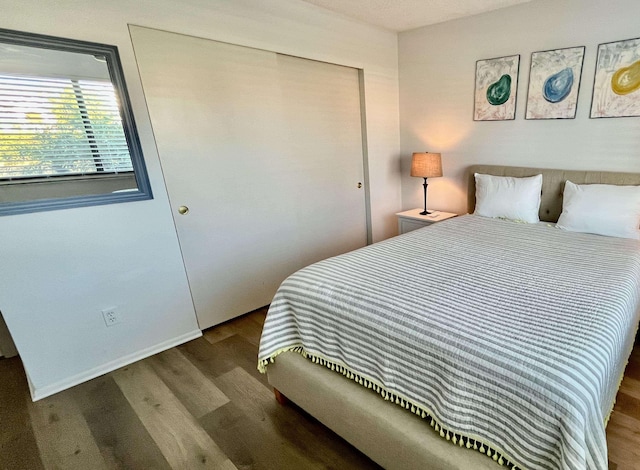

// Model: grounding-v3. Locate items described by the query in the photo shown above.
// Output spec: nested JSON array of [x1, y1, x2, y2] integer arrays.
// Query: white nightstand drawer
[[396, 209, 457, 234]]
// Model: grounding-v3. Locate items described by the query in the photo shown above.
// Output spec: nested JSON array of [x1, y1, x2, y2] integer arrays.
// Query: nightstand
[[396, 209, 457, 234]]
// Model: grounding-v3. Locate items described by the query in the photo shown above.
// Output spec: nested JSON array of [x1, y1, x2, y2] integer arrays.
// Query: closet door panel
[[131, 26, 367, 329], [276, 55, 366, 267]]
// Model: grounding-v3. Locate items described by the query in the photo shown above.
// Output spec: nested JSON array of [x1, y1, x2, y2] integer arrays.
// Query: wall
[[399, 0, 640, 214], [0, 0, 400, 399]]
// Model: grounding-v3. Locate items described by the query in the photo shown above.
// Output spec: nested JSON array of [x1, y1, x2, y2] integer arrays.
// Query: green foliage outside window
[[0, 75, 132, 180]]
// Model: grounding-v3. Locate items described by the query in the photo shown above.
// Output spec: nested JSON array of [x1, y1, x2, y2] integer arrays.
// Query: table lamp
[[410, 152, 442, 215]]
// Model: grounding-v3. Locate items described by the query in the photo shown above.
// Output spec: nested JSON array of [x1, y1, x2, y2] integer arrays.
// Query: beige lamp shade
[[410, 152, 442, 178]]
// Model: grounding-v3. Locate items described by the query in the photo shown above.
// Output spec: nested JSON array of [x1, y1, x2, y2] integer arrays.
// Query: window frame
[[0, 28, 152, 216]]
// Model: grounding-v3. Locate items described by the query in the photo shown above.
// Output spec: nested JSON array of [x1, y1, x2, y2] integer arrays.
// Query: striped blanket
[[258, 215, 640, 470]]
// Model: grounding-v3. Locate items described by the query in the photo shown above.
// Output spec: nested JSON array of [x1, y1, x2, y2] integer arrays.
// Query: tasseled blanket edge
[[258, 346, 524, 470]]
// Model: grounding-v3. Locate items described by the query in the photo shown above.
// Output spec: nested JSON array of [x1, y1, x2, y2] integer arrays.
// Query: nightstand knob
[[178, 205, 189, 215], [357, 182, 362, 189]]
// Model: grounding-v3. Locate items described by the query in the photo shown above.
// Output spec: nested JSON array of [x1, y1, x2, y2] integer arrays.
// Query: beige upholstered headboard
[[467, 165, 640, 223]]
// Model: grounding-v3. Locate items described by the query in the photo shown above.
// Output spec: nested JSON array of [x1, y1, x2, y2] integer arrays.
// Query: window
[[0, 28, 152, 215], [0, 75, 133, 179]]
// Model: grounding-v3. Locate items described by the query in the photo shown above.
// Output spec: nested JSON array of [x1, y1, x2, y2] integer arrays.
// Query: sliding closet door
[[130, 26, 367, 329], [274, 54, 367, 266]]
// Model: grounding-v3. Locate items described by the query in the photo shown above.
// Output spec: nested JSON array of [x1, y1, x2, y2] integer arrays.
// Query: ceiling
[[298, 0, 534, 32]]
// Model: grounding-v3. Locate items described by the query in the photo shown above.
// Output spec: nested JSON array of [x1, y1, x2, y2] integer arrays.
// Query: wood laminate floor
[[0, 308, 639, 470]]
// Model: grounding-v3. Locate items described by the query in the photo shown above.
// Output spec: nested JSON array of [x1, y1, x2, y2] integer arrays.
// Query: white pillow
[[556, 181, 640, 239], [474, 173, 542, 223]]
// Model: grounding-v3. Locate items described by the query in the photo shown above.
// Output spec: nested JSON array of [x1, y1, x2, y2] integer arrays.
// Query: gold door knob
[[357, 182, 362, 188], [178, 205, 189, 215]]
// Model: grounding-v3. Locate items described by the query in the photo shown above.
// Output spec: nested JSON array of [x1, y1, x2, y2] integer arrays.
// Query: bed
[[258, 165, 640, 470]]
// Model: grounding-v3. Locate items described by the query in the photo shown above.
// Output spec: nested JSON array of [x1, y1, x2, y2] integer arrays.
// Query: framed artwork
[[525, 46, 585, 120], [473, 54, 520, 121], [590, 37, 640, 118]]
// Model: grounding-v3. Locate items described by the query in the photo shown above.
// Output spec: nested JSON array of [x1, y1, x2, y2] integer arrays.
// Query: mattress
[[258, 215, 640, 470]]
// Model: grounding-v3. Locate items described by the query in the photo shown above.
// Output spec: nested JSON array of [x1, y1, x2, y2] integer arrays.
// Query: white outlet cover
[[101, 307, 121, 326]]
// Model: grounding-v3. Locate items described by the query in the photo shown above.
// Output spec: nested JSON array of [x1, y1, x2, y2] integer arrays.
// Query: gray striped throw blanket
[[258, 215, 640, 470]]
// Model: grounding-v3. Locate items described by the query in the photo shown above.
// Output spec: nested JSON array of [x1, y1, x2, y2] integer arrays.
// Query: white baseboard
[[29, 329, 202, 401]]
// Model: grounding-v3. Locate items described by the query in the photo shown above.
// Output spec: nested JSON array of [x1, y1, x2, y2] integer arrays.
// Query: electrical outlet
[[102, 307, 122, 327]]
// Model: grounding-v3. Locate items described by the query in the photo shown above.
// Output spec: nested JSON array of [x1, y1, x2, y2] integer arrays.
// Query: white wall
[[0, 0, 400, 399], [399, 0, 640, 214]]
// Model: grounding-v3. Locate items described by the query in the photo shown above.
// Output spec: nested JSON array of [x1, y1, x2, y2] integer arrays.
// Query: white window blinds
[[0, 74, 133, 180]]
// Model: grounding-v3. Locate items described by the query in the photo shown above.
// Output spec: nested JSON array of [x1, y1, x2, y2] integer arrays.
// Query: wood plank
[[214, 366, 380, 470], [623, 352, 640, 382], [0, 313, 18, 358], [71, 374, 171, 469], [203, 309, 266, 347], [212, 367, 325, 470], [231, 315, 264, 347], [198, 401, 268, 470], [214, 367, 275, 423], [618, 376, 640, 402], [607, 410, 640, 470], [148, 347, 230, 418], [203, 323, 237, 345], [0, 357, 44, 470], [28, 387, 107, 470], [247, 309, 267, 327], [179, 336, 268, 387], [112, 360, 236, 470], [613, 391, 640, 419], [182, 333, 379, 469]]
